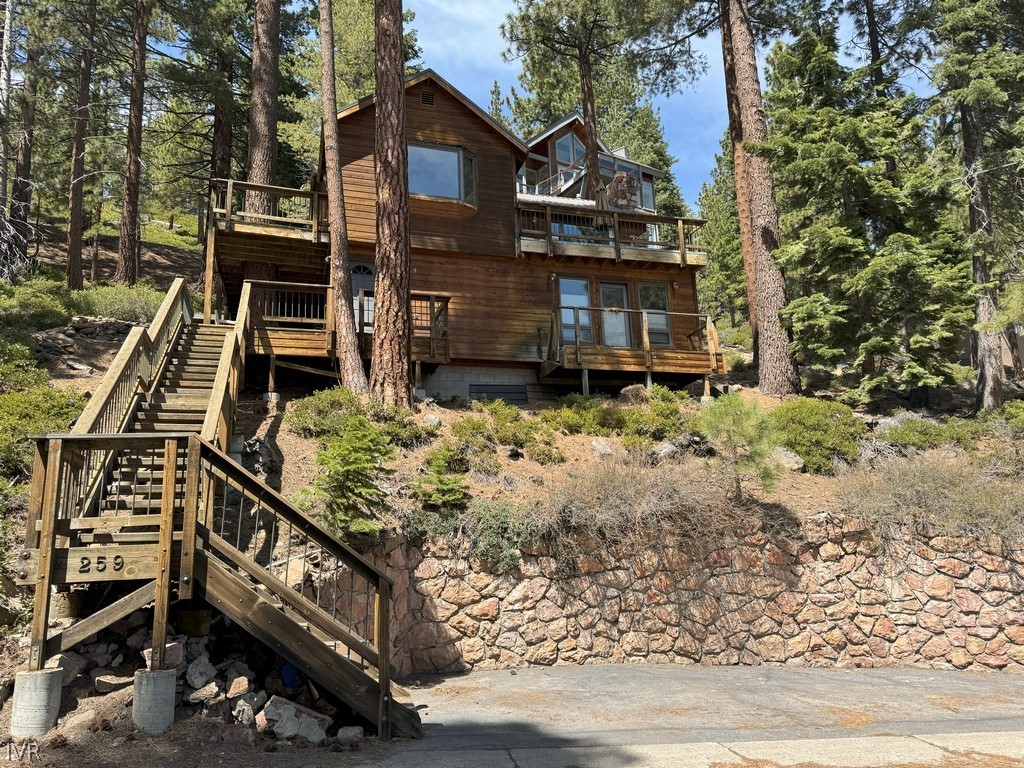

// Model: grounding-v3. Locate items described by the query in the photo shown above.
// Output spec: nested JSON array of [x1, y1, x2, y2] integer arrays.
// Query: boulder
[[142, 642, 184, 671], [48, 651, 88, 686], [91, 669, 134, 693], [336, 726, 363, 743], [773, 447, 805, 472], [186, 680, 225, 705], [185, 654, 217, 689], [591, 438, 615, 458], [262, 695, 332, 744]]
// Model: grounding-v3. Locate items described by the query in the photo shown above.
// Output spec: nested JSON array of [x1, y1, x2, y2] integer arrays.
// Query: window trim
[[557, 275, 594, 345], [637, 281, 673, 347], [408, 142, 477, 207]]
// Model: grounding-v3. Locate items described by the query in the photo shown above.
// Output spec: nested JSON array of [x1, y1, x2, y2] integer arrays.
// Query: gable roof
[[525, 113, 610, 154], [337, 69, 528, 155]]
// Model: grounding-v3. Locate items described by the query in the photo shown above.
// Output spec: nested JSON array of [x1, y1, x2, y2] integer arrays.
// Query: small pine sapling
[[697, 394, 780, 500]]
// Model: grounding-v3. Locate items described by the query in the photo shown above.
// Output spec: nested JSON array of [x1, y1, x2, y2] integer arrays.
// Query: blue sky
[[406, 0, 728, 211]]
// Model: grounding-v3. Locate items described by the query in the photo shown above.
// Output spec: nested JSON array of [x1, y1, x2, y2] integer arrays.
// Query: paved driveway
[[367, 666, 1024, 767]]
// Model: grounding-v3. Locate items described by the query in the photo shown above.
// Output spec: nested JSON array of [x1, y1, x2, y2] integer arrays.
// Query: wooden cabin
[[204, 70, 725, 401]]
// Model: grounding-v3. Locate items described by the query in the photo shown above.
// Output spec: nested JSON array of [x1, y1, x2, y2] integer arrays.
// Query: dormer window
[[408, 143, 477, 206]]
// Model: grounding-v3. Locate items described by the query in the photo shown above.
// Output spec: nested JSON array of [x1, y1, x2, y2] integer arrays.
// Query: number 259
[[79, 555, 124, 574]]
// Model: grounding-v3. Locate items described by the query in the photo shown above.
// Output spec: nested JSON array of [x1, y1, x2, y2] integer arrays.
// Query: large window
[[638, 283, 671, 345], [559, 277, 593, 343], [408, 144, 476, 205], [641, 179, 656, 211]]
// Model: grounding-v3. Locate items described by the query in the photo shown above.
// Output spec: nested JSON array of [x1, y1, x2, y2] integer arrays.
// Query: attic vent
[[420, 90, 435, 106]]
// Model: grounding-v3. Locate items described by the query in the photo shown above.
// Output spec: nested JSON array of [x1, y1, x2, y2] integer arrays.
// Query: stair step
[[101, 497, 180, 512], [157, 386, 215, 395], [130, 422, 203, 433], [135, 411, 207, 422], [139, 401, 209, 413]]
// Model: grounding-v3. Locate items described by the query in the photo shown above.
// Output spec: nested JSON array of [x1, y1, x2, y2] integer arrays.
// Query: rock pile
[[34, 317, 136, 365], [17, 607, 362, 745]]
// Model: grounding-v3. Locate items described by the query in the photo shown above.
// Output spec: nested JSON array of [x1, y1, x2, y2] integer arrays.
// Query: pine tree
[[764, 9, 973, 403], [697, 138, 746, 327], [65, 0, 98, 289], [720, 0, 800, 396], [319, 0, 368, 394], [933, 0, 1024, 409], [369, 0, 411, 408]]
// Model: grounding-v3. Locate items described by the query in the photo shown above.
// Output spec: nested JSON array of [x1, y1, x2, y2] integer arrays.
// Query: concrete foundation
[[10, 668, 62, 738], [132, 668, 177, 734]]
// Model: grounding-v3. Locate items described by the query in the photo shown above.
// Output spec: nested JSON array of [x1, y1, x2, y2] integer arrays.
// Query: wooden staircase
[[16, 279, 420, 739]]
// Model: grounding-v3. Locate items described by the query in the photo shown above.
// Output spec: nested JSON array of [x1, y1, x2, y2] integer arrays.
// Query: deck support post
[[582, 368, 590, 396], [703, 375, 711, 399], [414, 360, 422, 391], [265, 354, 279, 402], [645, 370, 653, 389], [150, 437, 179, 673], [28, 439, 62, 672]]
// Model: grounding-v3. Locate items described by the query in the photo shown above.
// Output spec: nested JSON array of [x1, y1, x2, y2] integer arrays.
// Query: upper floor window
[[641, 179, 655, 211], [408, 144, 477, 206], [555, 132, 586, 165]]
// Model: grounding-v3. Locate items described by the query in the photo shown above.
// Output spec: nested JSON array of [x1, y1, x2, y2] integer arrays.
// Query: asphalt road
[[365, 665, 1024, 767]]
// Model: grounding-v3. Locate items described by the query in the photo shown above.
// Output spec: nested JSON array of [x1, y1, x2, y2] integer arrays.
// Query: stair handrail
[[184, 434, 395, 734], [73, 277, 192, 436], [202, 281, 252, 451]]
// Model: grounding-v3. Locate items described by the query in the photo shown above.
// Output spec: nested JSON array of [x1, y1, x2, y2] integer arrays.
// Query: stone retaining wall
[[373, 516, 1024, 678]]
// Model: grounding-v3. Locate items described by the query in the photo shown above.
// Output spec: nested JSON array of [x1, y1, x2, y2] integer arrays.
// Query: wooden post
[[642, 311, 652, 386], [225, 179, 234, 223], [706, 315, 719, 373], [573, 307, 582, 367], [179, 436, 202, 601], [428, 295, 436, 359], [325, 285, 335, 355], [677, 218, 686, 265], [545, 205, 554, 258], [268, 354, 277, 394], [582, 368, 590, 396], [375, 579, 392, 741], [24, 440, 48, 549], [311, 192, 320, 241], [29, 439, 63, 671], [151, 438, 179, 671], [203, 232, 216, 324], [612, 212, 621, 262]]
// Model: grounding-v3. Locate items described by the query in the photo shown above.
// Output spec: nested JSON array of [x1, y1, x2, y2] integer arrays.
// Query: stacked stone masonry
[[369, 515, 1024, 678]]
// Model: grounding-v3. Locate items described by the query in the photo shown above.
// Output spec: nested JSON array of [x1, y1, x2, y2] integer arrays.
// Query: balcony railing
[[210, 179, 328, 238], [236, 280, 450, 363], [517, 201, 707, 264], [548, 304, 722, 373]]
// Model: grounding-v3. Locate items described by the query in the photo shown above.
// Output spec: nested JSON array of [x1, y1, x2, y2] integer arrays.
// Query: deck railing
[[517, 202, 707, 261], [356, 290, 450, 359], [551, 304, 721, 370], [518, 202, 707, 261], [210, 179, 328, 237]]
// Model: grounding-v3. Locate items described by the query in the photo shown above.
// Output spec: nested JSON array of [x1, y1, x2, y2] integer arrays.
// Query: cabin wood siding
[[347, 246, 701, 365], [337, 80, 520, 258]]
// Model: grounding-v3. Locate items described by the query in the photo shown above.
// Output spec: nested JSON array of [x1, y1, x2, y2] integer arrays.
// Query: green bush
[[413, 471, 471, 513], [451, 415, 495, 444], [287, 387, 437, 449], [526, 435, 566, 465], [719, 323, 753, 351], [0, 386, 86, 480], [998, 401, 1024, 435], [292, 415, 394, 536], [770, 397, 865, 474], [0, 341, 48, 393], [697, 394, 780, 499], [424, 439, 472, 474], [287, 387, 364, 440], [880, 416, 983, 451], [464, 499, 539, 572], [69, 281, 167, 322], [540, 395, 614, 435], [478, 399, 538, 448], [0, 276, 72, 344]]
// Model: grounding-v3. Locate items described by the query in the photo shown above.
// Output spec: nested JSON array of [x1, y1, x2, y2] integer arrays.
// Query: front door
[[600, 283, 631, 347]]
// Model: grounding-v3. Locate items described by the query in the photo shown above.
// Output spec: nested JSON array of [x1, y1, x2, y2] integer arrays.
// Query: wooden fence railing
[[551, 304, 721, 369], [210, 179, 328, 237], [202, 282, 252, 452], [517, 202, 707, 261]]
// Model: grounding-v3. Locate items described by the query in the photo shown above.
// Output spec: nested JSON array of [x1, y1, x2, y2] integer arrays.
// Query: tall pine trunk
[[720, 0, 799, 397], [66, 0, 97, 290], [720, 11, 757, 357], [11, 44, 38, 260], [243, 0, 280, 283], [577, 52, 601, 200], [246, 0, 279, 216], [319, 0, 368, 394], [1005, 326, 1024, 382], [211, 52, 233, 181], [370, 0, 411, 407], [114, 0, 151, 285], [960, 103, 1003, 410], [0, 0, 14, 216]]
